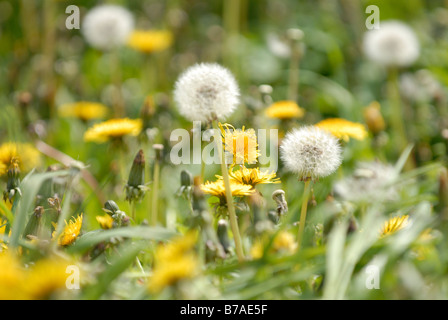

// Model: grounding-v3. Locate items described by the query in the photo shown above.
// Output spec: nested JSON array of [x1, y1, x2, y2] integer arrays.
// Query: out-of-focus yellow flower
[[251, 231, 297, 259], [96, 214, 114, 229], [54, 214, 83, 246], [25, 258, 72, 299], [379, 215, 409, 238], [0, 253, 78, 300], [221, 124, 260, 165], [200, 180, 255, 200], [0, 253, 28, 300], [315, 118, 368, 142], [363, 101, 386, 134], [148, 233, 198, 293], [265, 101, 305, 120], [127, 30, 173, 53], [226, 167, 280, 187], [84, 118, 142, 143], [58, 102, 109, 121], [0, 142, 40, 176]]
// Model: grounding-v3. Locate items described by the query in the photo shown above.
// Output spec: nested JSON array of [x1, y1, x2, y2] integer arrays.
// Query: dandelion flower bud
[[125, 149, 149, 203], [82, 5, 134, 51], [173, 63, 240, 123], [280, 126, 342, 180], [363, 21, 420, 68]]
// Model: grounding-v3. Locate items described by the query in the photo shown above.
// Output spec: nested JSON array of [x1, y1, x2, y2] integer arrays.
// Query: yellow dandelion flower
[[25, 258, 72, 300], [54, 214, 83, 246], [96, 214, 114, 229], [200, 180, 255, 200], [154, 232, 198, 262], [127, 30, 173, 53], [227, 167, 280, 187], [0, 142, 41, 176], [251, 231, 297, 259], [84, 118, 142, 143], [379, 215, 410, 238], [363, 101, 386, 134], [221, 124, 260, 165], [58, 102, 109, 121], [315, 118, 368, 142], [0, 253, 29, 300], [149, 254, 198, 294], [148, 233, 198, 293], [265, 100, 305, 120]]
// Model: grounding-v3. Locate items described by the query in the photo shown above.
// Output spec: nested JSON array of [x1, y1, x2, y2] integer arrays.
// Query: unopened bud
[[3, 158, 21, 203], [103, 200, 120, 215], [125, 149, 149, 203], [363, 101, 386, 134], [180, 170, 193, 187], [127, 149, 145, 187], [217, 219, 231, 253]]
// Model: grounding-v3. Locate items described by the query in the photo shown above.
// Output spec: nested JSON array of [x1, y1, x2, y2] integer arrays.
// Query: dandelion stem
[[110, 50, 125, 117], [388, 68, 415, 170], [223, 0, 240, 74], [151, 157, 160, 226], [388, 68, 407, 153], [298, 179, 312, 249], [288, 42, 301, 102], [212, 119, 245, 262]]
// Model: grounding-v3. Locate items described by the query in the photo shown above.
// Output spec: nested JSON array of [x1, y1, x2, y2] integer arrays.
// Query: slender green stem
[[110, 50, 124, 117], [151, 159, 160, 226], [298, 180, 312, 249], [288, 42, 301, 102], [212, 119, 245, 262], [223, 0, 240, 74], [388, 68, 407, 153], [130, 202, 136, 223]]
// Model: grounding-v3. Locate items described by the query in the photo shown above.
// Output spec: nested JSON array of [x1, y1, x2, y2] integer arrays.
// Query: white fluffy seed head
[[173, 63, 240, 123], [334, 161, 399, 203], [363, 21, 420, 68], [280, 126, 342, 180], [82, 5, 134, 51]]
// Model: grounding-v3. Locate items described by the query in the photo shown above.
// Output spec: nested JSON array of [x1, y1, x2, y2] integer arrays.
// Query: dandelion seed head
[[82, 5, 134, 51], [334, 161, 399, 203], [174, 63, 240, 123], [363, 21, 420, 67], [280, 126, 342, 180]]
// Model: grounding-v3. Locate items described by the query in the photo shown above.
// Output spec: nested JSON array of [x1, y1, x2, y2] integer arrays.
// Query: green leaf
[[81, 241, 147, 300], [9, 170, 70, 248], [67, 226, 177, 254]]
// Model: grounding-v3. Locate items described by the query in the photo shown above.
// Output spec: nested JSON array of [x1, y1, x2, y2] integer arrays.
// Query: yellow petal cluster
[[265, 101, 305, 120], [0, 253, 75, 299], [227, 167, 280, 187], [221, 124, 260, 165], [315, 118, 368, 142], [148, 233, 198, 293], [54, 214, 83, 246], [0, 142, 41, 176], [251, 231, 297, 259], [128, 30, 173, 53], [84, 118, 143, 143], [379, 215, 410, 238], [58, 102, 109, 121]]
